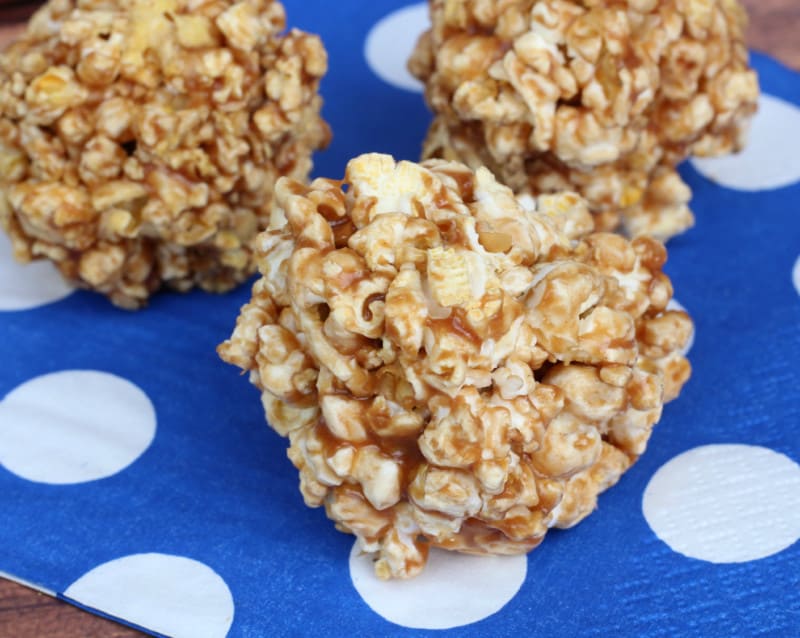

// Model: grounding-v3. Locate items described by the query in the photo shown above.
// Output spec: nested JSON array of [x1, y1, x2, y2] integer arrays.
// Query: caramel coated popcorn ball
[[0, 0, 330, 308], [219, 153, 693, 578], [409, 0, 759, 239]]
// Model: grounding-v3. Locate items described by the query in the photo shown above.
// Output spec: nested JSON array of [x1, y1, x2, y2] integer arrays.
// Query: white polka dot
[[643, 444, 800, 563], [0, 232, 73, 311], [0, 370, 155, 484], [364, 3, 428, 92], [792, 255, 800, 296], [691, 94, 800, 191], [349, 542, 526, 629], [64, 554, 234, 638], [667, 298, 694, 355]]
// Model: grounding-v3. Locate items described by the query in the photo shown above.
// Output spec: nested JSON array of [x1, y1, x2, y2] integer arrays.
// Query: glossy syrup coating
[[409, 0, 759, 239], [0, 0, 330, 307], [219, 154, 693, 578]]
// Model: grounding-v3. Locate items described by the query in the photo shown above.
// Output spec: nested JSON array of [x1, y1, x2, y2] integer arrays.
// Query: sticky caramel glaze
[[316, 414, 425, 498], [426, 296, 524, 346], [361, 293, 385, 322], [428, 314, 482, 347], [434, 518, 543, 555], [314, 186, 353, 248], [451, 170, 476, 203], [435, 218, 468, 247], [329, 216, 357, 248], [334, 264, 367, 290], [317, 399, 553, 551]]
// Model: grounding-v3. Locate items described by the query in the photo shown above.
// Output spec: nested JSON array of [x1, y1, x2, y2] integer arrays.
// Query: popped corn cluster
[[219, 153, 693, 578], [409, 0, 759, 239], [0, 0, 329, 308]]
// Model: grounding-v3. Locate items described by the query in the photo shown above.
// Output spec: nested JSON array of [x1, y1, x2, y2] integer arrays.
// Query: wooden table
[[0, 0, 798, 635]]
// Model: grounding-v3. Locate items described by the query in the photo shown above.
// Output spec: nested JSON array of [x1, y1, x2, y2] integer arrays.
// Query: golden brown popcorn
[[409, 0, 759, 240], [0, 0, 330, 308], [219, 153, 693, 578]]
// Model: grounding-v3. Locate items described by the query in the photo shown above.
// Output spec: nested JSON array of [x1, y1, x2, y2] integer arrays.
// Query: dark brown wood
[[0, 3, 37, 25], [0, 577, 143, 637], [0, 24, 25, 48], [743, 0, 800, 71], [0, 0, 797, 635]]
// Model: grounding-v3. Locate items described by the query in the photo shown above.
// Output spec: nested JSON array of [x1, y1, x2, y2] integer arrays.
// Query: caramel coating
[[409, 0, 759, 239], [219, 153, 692, 578], [0, 0, 330, 308]]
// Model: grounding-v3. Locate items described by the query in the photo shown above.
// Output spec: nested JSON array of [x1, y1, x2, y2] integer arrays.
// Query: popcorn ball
[[408, 0, 759, 239], [219, 153, 693, 578], [0, 0, 330, 308]]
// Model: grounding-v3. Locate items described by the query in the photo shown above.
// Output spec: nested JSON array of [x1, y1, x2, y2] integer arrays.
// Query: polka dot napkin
[[1, 2, 799, 637]]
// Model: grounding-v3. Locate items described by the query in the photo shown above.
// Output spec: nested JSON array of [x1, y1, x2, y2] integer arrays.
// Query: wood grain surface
[[0, 1, 797, 636]]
